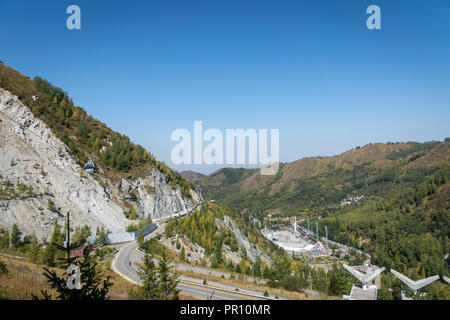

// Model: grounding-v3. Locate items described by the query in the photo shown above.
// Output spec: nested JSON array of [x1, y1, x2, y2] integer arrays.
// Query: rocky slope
[[162, 214, 271, 266], [0, 88, 197, 240]]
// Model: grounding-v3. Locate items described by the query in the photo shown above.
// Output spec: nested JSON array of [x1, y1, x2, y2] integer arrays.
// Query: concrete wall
[[86, 223, 157, 245]]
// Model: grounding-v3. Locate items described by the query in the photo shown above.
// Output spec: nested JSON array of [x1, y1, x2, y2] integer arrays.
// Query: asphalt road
[[111, 223, 269, 300]]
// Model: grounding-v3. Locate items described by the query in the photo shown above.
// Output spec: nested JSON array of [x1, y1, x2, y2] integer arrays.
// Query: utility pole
[[309, 269, 314, 300], [67, 212, 70, 262], [307, 218, 310, 231], [205, 256, 210, 285], [325, 226, 328, 246]]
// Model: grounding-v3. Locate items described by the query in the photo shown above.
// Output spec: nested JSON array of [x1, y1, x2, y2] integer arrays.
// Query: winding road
[[110, 222, 271, 300]]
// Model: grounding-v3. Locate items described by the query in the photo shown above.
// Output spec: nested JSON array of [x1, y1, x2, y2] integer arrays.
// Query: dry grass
[[0, 255, 58, 300], [177, 269, 338, 300], [0, 253, 198, 300]]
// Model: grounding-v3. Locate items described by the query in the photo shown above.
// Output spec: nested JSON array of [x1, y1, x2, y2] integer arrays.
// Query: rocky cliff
[[0, 88, 197, 240]]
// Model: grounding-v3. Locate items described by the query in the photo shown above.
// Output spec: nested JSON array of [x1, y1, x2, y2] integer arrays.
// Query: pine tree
[[137, 230, 144, 248], [10, 224, 21, 248], [157, 249, 180, 300], [43, 220, 63, 267], [47, 198, 56, 212], [29, 235, 42, 264], [328, 264, 351, 296], [179, 246, 185, 262], [130, 254, 159, 300], [95, 226, 107, 245], [33, 213, 112, 300], [0, 231, 9, 249], [211, 242, 223, 268], [0, 259, 8, 277]]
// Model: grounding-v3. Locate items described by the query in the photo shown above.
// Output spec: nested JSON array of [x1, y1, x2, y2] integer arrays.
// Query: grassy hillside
[[201, 141, 449, 214], [163, 202, 279, 275], [199, 140, 450, 280], [0, 62, 193, 197], [320, 164, 449, 278], [179, 171, 206, 182]]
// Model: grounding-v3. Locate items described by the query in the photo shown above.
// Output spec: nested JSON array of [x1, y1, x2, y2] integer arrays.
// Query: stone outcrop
[[0, 88, 197, 240]]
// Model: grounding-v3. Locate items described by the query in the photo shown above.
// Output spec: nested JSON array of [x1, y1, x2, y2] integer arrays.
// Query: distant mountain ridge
[[199, 140, 450, 214], [180, 170, 206, 182], [198, 140, 450, 279]]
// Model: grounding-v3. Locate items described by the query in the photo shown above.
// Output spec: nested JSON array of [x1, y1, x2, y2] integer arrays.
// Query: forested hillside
[[320, 164, 449, 278], [200, 141, 449, 214], [163, 202, 276, 275], [198, 140, 450, 280], [0, 62, 193, 197]]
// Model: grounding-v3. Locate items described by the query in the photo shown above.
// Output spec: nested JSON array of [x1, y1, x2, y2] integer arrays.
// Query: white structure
[[261, 229, 326, 254], [390, 269, 439, 293], [343, 264, 385, 289], [443, 276, 450, 284], [293, 216, 297, 232], [343, 284, 378, 300], [343, 264, 384, 300]]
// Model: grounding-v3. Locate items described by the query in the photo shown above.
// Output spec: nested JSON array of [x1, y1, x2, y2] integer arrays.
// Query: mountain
[[161, 202, 272, 273], [180, 171, 206, 182], [200, 141, 450, 214], [199, 140, 450, 278], [0, 62, 199, 239]]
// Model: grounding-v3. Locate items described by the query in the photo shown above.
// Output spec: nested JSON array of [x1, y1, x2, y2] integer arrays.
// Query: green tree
[[72, 225, 92, 246], [157, 250, 180, 300], [0, 231, 9, 249], [10, 224, 21, 248], [179, 246, 185, 262], [95, 226, 107, 245], [33, 213, 112, 300], [328, 264, 352, 296], [137, 230, 144, 248], [28, 235, 42, 264], [377, 287, 393, 300], [77, 121, 89, 139], [130, 254, 159, 300], [0, 259, 8, 277], [42, 220, 64, 267], [211, 242, 223, 268], [253, 256, 262, 278], [47, 198, 56, 212]]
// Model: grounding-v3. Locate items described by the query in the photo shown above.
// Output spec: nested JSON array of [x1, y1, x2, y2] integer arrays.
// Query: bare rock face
[[218, 216, 271, 265], [162, 216, 272, 267], [134, 168, 195, 221], [118, 178, 131, 193], [161, 236, 206, 265], [0, 88, 197, 239]]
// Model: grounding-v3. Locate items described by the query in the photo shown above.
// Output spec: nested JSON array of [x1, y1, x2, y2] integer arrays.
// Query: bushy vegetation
[[0, 63, 194, 199], [0, 176, 36, 200], [128, 250, 179, 300], [321, 164, 450, 279], [386, 142, 439, 161], [262, 250, 352, 297], [201, 141, 447, 215], [126, 216, 152, 232], [163, 203, 282, 276]]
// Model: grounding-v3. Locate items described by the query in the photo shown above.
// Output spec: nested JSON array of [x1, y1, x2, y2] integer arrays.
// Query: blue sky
[[1, 0, 449, 174]]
